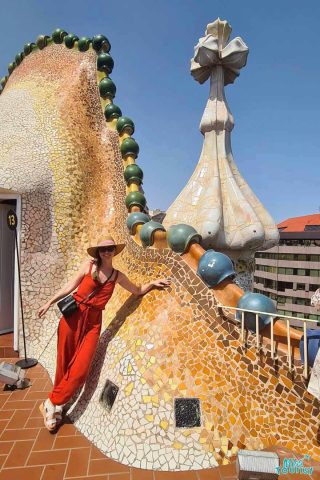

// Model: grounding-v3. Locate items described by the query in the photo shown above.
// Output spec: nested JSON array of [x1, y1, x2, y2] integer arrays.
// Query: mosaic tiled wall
[[0, 43, 320, 470]]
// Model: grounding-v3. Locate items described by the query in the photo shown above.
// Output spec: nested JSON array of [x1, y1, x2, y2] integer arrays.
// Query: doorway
[[0, 193, 21, 351]]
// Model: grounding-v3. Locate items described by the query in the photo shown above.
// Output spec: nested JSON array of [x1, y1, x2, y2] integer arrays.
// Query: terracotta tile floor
[[0, 334, 18, 359], [0, 357, 319, 479]]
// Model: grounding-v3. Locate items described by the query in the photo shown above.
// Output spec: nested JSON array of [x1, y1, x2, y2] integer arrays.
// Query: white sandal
[[39, 399, 62, 432]]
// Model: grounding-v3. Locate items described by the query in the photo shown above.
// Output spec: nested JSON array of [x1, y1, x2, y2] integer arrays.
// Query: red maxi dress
[[49, 262, 118, 406]]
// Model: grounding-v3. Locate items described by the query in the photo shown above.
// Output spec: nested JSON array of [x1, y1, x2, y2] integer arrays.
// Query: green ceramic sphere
[[8, 62, 16, 74], [15, 53, 23, 66], [24, 43, 36, 55], [120, 137, 139, 159], [97, 53, 114, 74], [126, 212, 150, 234], [36, 35, 50, 50], [92, 34, 111, 53], [0, 76, 8, 88], [99, 77, 116, 99], [116, 116, 135, 135], [125, 192, 146, 210], [52, 28, 67, 44], [124, 164, 143, 185], [167, 224, 202, 254], [78, 37, 91, 52], [140, 221, 166, 247], [64, 33, 79, 49], [104, 103, 122, 121]]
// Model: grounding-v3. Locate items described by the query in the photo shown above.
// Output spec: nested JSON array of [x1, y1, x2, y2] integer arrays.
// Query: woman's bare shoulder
[[115, 269, 125, 282], [82, 258, 94, 275]]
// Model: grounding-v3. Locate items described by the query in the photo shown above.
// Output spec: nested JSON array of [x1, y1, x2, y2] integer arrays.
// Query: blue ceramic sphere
[[197, 250, 235, 287], [300, 330, 320, 367], [236, 292, 277, 332]]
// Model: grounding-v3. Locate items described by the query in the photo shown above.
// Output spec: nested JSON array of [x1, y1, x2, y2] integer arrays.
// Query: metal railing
[[217, 305, 319, 379]]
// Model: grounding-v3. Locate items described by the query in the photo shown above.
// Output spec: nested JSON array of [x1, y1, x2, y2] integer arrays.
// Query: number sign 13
[[7, 209, 18, 231]]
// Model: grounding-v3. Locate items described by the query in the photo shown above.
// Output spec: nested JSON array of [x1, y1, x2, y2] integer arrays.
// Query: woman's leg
[[51, 315, 80, 393], [40, 315, 80, 430], [49, 323, 101, 406]]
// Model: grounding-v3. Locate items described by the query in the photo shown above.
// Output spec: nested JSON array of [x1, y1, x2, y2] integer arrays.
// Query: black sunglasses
[[99, 246, 116, 253]]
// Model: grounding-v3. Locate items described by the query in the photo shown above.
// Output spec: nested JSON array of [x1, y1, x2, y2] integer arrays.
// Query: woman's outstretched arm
[[38, 260, 90, 318], [117, 271, 170, 296]]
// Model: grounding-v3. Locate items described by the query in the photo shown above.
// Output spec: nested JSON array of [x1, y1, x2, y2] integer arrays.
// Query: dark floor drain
[[99, 380, 119, 411], [174, 398, 201, 428]]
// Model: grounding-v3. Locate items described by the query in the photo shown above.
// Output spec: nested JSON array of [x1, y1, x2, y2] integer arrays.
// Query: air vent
[[174, 398, 201, 428], [99, 380, 119, 411]]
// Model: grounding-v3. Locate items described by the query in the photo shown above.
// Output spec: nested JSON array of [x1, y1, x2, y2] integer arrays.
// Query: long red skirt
[[48, 304, 102, 406]]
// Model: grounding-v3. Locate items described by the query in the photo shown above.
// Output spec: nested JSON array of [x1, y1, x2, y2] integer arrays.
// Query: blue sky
[[1, 0, 319, 223]]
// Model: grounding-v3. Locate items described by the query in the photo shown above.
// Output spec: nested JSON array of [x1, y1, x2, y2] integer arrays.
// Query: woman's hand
[[152, 278, 171, 289], [38, 302, 51, 318], [117, 272, 171, 295]]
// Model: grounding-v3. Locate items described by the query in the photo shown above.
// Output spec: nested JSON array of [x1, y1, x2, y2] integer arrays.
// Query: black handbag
[[57, 295, 78, 318], [57, 268, 114, 318]]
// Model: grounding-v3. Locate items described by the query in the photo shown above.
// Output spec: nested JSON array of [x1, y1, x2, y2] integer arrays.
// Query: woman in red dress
[[38, 235, 170, 431]]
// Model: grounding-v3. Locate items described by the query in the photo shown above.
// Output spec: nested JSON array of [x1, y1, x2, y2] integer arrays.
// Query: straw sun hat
[[87, 235, 126, 258]]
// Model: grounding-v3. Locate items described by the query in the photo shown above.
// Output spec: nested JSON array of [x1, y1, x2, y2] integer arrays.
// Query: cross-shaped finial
[[191, 18, 249, 85]]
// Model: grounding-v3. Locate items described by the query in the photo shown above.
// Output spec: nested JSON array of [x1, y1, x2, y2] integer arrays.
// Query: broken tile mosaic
[[0, 38, 319, 472]]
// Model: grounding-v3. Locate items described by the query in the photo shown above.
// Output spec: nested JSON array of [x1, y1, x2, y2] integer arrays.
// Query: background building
[[254, 214, 320, 328], [149, 209, 166, 223]]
